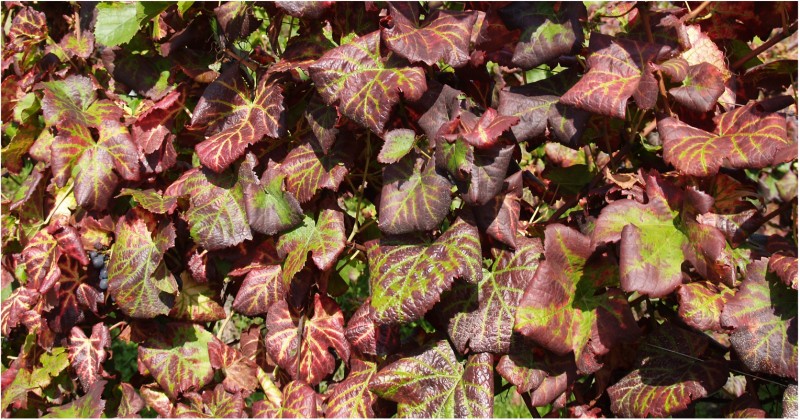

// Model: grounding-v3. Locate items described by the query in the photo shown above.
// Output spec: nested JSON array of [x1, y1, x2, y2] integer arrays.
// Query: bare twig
[[732, 21, 799, 70], [685, 1, 712, 21], [639, 4, 673, 116]]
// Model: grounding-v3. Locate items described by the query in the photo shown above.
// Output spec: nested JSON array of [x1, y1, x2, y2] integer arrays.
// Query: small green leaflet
[[277, 204, 345, 287], [377, 128, 416, 164], [368, 216, 482, 324], [370, 340, 493, 418], [94, 2, 170, 47]]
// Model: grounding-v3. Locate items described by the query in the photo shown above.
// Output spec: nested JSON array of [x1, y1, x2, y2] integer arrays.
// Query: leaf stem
[[638, 3, 673, 116], [732, 20, 799, 71], [347, 133, 372, 243]]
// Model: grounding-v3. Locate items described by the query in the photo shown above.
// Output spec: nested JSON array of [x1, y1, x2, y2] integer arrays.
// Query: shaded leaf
[[668, 62, 725, 112], [496, 338, 578, 405], [208, 338, 259, 394], [265, 294, 349, 385], [658, 101, 792, 176], [138, 323, 215, 399], [44, 379, 106, 418], [472, 172, 522, 249], [444, 108, 519, 149], [368, 216, 483, 324], [344, 299, 399, 357], [370, 340, 493, 417], [438, 236, 543, 354], [499, 2, 586, 69], [721, 259, 798, 379], [378, 151, 452, 234], [309, 31, 427, 134], [169, 273, 226, 322], [607, 324, 728, 417], [240, 154, 302, 235], [174, 384, 244, 418], [277, 205, 345, 287], [785, 385, 798, 418], [381, 2, 477, 68], [770, 253, 798, 290], [560, 33, 671, 119], [118, 383, 145, 418], [108, 208, 177, 318]]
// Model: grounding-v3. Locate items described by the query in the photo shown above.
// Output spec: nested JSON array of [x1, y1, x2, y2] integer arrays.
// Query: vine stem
[[639, 4, 673, 117], [732, 21, 799, 70], [347, 133, 372, 243], [685, 1, 712, 21]]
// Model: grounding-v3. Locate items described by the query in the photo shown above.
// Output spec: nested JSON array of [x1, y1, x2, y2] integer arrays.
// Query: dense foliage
[[1, 1, 798, 418]]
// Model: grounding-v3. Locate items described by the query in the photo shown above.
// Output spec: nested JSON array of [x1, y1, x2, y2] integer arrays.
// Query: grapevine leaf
[[67, 323, 110, 391], [472, 172, 522, 249], [169, 273, 226, 322], [252, 380, 320, 418], [380, 2, 477, 68], [368, 216, 483, 324], [497, 338, 578, 405], [668, 62, 725, 112], [515, 224, 638, 373], [443, 108, 519, 149], [677, 281, 735, 333], [265, 294, 350, 385], [118, 383, 145, 418], [94, 2, 167, 47], [137, 323, 215, 399], [174, 384, 244, 418], [22, 229, 61, 293], [165, 168, 252, 250], [497, 70, 591, 145], [607, 323, 728, 417], [239, 154, 302, 235], [118, 188, 177, 215], [378, 151, 452, 234], [378, 128, 416, 164], [785, 385, 798, 418], [232, 265, 285, 316], [656, 57, 689, 82], [139, 384, 174, 417], [324, 358, 378, 418], [280, 135, 351, 203], [438, 236, 543, 354], [40, 75, 122, 129], [499, 2, 586, 69], [658, 101, 793, 176], [1, 288, 40, 336], [560, 33, 671, 119], [7, 7, 47, 50], [208, 338, 259, 393], [304, 95, 339, 154], [44, 379, 106, 418], [345, 299, 399, 357], [721, 259, 798, 379], [309, 30, 427, 134], [417, 83, 474, 141], [108, 208, 177, 318], [194, 75, 285, 172], [370, 340, 493, 417], [276, 205, 345, 287], [770, 253, 798, 290]]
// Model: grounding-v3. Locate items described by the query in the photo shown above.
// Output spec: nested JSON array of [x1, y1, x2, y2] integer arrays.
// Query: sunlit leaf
[[276, 204, 345, 287], [67, 323, 110, 391], [138, 323, 215, 399], [252, 380, 320, 418], [325, 358, 378, 417], [280, 135, 351, 203]]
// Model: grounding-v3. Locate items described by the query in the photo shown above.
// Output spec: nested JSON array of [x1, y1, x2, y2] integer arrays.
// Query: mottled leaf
[[345, 299, 399, 357], [165, 168, 252, 250], [8, 7, 47, 50], [174, 384, 244, 418], [439, 236, 543, 354], [499, 2, 586, 69], [1, 288, 40, 336], [325, 358, 378, 418], [784, 385, 798, 418], [265, 294, 349, 385], [232, 265, 284, 316], [309, 31, 427, 134], [118, 188, 177, 215], [607, 324, 728, 417], [472, 172, 522, 249], [370, 340, 493, 417], [138, 323, 215, 399], [44, 379, 106, 418], [169, 273, 226, 322], [118, 383, 145, 418], [561, 33, 671, 119], [368, 216, 483, 324], [378, 128, 416, 164], [381, 2, 477, 67], [770, 253, 798, 290], [252, 380, 319, 418], [276, 205, 345, 286], [22, 228, 61, 293], [281, 135, 351, 203], [208, 338, 259, 394], [239, 154, 302, 235], [108, 208, 177, 318], [444, 108, 519, 149], [516, 224, 637, 373], [67, 323, 110, 390], [378, 151, 452, 234], [659, 101, 792, 176], [721, 259, 798, 379], [677, 281, 735, 333], [41, 75, 122, 129]]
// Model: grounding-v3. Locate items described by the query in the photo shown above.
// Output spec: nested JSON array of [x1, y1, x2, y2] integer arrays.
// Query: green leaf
[[370, 340, 494, 417], [239, 154, 302, 236], [438, 236, 543, 354], [368, 216, 482, 324], [108, 208, 177, 318], [378, 151, 453, 234], [118, 188, 177, 214], [94, 2, 170, 47], [378, 128, 416, 164], [41, 75, 122, 129], [607, 323, 728, 417], [137, 323, 215, 399], [309, 31, 427, 134], [277, 205, 345, 287], [169, 273, 226, 322], [44, 380, 106, 418]]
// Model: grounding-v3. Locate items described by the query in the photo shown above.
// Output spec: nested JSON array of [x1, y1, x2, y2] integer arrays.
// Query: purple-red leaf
[[324, 358, 378, 418], [499, 2, 586, 69], [280, 135, 351, 203], [344, 299, 399, 357], [252, 380, 320, 418], [276, 205, 345, 287], [67, 323, 110, 391], [208, 338, 259, 394], [668, 62, 725, 112], [232, 265, 284, 316]]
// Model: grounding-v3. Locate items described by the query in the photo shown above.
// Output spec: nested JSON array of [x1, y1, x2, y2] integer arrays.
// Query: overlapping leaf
[[442, 108, 519, 149], [324, 358, 378, 418], [67, 323, 110, 391], [472, 172, 522, 249], [280, 135, 351, 203], [309, 30, 427, 134], [345, 299, 399, 357], [232, 266, 284, 316], [40, 75, 122, 129], [137, 323, 215, 399], [377, 128, 416, 164], [561, 33, 671, 119], [165, 168, 252, 250], [239, 154, 302, 236], [770, 253, 798, 290], [496, 338, 578, 406], [107, 208, 177, 318], [667, 62, 725, 112], [367, 216, 482, 324], [378, 151, 452, 234], [276, 205, 345, 286], [438, 236, 543, 354], [252, 380, 319, 418], [677, 281, 735, 332], [208, 338, 259, 394], [721, 259, 798, 379], [193, 72, 285, 172], [169, 273, 226, 322], [174, 384, 244, 418], [499, 2, 586, 69], [44, 379, 106, 418], [381, 2, 477, 68], [515, 224, 638, 373], [117, 383, 145, 418], [118, 188, 177, 215], [607, 324, 728, 417], [370, 340, 493, 417], [658, 101, 793, 176], [265, 295, 350, 385]]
